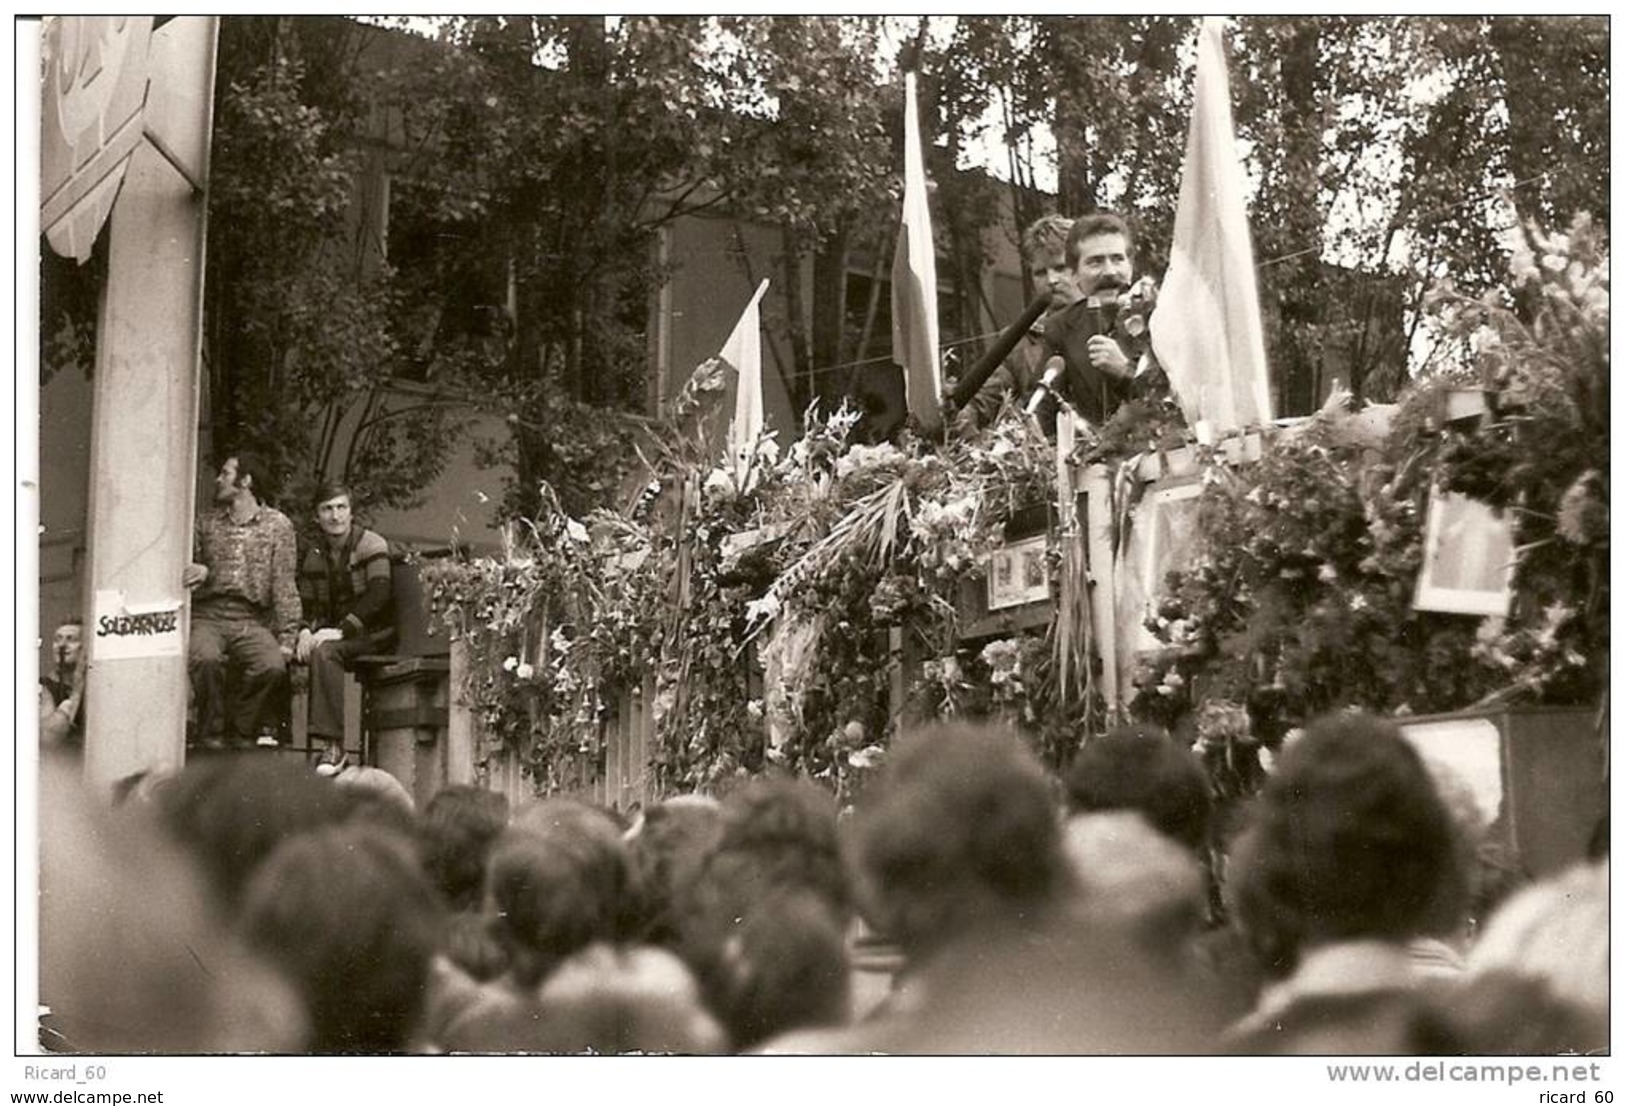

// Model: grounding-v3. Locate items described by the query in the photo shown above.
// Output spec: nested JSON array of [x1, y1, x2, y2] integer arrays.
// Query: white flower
[[1318, 563, 1338, 583], [746, 699, 764, 720], [515, 662, 535, 681], [849, 744, 886, 770], [566, 519, 589, 544], [550, 627, 574, 656], [745, 593, 782, 626], [502, 655, 519, 672]]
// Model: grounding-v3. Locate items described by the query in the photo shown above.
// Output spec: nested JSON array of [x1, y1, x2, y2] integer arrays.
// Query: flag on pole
[[891, 70, 943, 435], [1150, 16, 1273, 434], [723, 278, 771, 477]]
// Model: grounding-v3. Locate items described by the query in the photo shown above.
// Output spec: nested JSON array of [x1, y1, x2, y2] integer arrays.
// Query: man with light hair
[[954, 213, 1082, 432]]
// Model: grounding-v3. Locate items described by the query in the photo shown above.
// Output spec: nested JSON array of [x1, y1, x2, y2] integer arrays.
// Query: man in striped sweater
[[294, 482, 396, 769]]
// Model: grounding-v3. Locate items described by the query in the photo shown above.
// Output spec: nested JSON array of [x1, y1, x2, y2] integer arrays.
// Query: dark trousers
[[305, 631, 391, 742], [190, 599, 287, 743]]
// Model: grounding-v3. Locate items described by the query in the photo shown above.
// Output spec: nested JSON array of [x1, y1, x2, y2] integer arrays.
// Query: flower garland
[[420, 217, 1605, 803]]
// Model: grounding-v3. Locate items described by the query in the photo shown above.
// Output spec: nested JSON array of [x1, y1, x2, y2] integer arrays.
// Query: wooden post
[[1082, 464, 1120, 716], [80, 19, 218, 791], [446, 637, 475, 786]]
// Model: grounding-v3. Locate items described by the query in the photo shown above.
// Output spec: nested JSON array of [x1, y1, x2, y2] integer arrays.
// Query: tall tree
[[205, 16, 456, 510]]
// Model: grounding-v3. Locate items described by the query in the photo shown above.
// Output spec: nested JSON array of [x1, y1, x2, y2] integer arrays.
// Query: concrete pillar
[[81, 18, 217, 791]]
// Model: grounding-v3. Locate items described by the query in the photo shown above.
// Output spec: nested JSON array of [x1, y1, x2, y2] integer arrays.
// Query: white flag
[[723, 278, 771, 471], [1150, 17, 1273, 433], [891, 70, 943, 434]]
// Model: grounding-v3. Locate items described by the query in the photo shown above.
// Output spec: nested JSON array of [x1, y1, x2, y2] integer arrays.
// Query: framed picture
[[987, 534, 1049, 611], [1413, 488, 1516, 617]]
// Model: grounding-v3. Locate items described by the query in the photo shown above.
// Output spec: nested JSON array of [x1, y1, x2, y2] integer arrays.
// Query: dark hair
[[1064, 724, 1212, 853], [853, 723, 1064, 956], [706, 778, 849, 918], [625, 796, 724, 948], [311, 481, 354, 510], [703, 888, 851, 1051], [420, 785, 510, 912], [487, 801, 638, 987], [1228, 712, 1466, 976], [239, 821, 445, 1053], [1066, 211, 1136, 266], [157, 757, 366, 912], [225, 451, 275, 501]]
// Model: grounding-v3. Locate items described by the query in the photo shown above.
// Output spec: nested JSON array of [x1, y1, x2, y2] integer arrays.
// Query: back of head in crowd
[[421, 784, 511, 912], [701, 776, 849, 918], [239, 820, 446, 1053], [442, 943, 726, 1055], [1065, 723, 1213, 854], [486, 799, 638, 988], [1465, 858, 1608, 1045], [623, 794, 723, 947], [156, 756, 390, 914], [673, 779, 851, 1047], [1062, 811, 1208, 961], [1228, 711, 1466, 978], [39, 758, 305, 1053], [853, 722, 1064, 960]]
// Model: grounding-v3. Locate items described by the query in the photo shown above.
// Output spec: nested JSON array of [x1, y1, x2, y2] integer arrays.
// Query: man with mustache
[[1039, 211, 1164, 430]]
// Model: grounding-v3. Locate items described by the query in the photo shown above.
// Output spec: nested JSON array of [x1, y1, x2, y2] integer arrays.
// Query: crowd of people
[[37, 709, 1607, 1056]]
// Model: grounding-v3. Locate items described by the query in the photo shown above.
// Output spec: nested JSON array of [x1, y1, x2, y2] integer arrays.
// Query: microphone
[[1025, 356, 1066, 416], [947, 293, 1053, 406]]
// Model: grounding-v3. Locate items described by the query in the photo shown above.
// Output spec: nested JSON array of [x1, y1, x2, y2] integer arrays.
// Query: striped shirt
[[193, 503, 301, 648]]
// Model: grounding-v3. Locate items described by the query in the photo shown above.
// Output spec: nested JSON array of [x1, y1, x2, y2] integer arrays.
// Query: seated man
[[185, 452, 300, 750], [40, 617, 85, 751], [295, 482, 395, 770]]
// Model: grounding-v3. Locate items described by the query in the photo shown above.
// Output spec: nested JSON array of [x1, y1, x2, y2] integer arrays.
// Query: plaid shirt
[[193, 503, 301, 648]]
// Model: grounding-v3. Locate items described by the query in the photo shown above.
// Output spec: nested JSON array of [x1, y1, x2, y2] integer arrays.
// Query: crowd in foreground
[[38, 711, 1607, 1056]]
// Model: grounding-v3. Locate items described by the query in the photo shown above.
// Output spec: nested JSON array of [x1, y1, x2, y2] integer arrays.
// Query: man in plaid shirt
[[184, 452, 300, 749]]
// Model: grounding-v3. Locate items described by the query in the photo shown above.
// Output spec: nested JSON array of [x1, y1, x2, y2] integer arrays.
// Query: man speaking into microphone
[[1036, 211, 1166, 430], [953, 214, 1082, 434]]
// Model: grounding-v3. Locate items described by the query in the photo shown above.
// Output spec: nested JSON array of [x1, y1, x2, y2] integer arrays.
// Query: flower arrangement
[[1133, 215, 1608, 744], [421, 217, 1605, 804]]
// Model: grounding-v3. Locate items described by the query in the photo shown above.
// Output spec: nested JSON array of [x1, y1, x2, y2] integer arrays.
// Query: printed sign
[[987, 535, 1050, 611], [92, 589, 183, 660]]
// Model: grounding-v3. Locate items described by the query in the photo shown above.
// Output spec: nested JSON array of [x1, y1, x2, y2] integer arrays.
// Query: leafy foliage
[[1134, 217, 1608, 740], [205, 18, 460, 510]]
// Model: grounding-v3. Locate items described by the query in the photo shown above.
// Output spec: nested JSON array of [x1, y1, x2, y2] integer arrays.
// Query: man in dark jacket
[[954, 214, 1081, 433], [1039, 211, 1165, 430], [295, 482, 395, 768]]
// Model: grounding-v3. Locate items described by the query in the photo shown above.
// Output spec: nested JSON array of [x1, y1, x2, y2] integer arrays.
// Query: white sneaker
[[256, 732, 280, 748]]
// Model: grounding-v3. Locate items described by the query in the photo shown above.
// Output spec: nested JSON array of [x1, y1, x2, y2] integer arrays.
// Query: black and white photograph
[[17, 11, 1611, 1097]]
